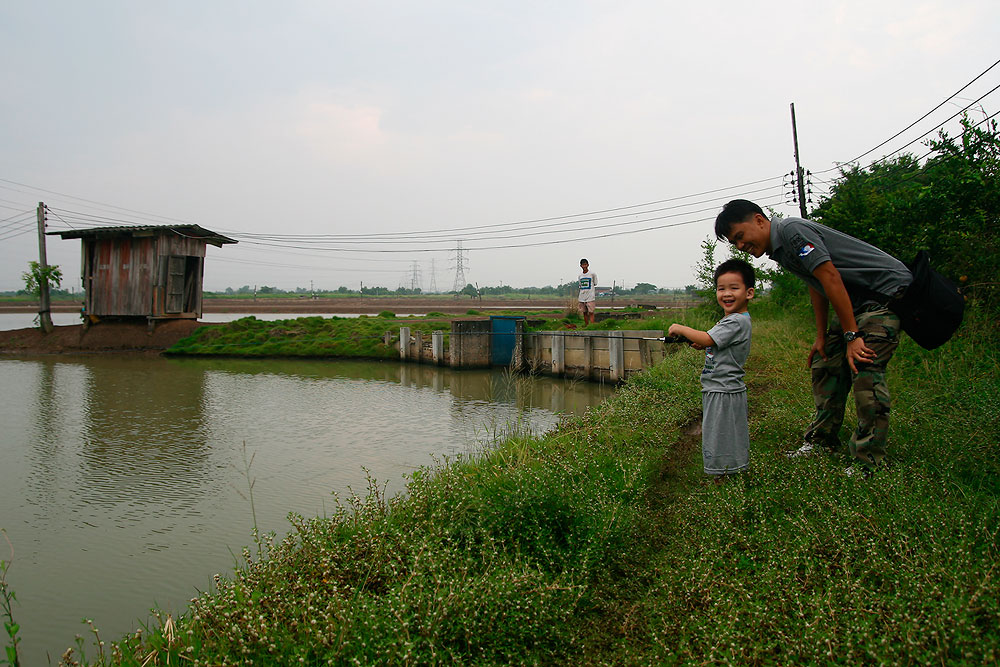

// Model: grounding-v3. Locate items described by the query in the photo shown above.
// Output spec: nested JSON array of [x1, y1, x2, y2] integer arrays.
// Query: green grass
[[64, 303, 999, 665], [164, 315, 454, 359]]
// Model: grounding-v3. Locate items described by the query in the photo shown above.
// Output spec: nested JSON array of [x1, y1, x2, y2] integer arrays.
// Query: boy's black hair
[[580, 258, 589, 264], [714, 199, 765, 240], [714, 258, 755, 290]]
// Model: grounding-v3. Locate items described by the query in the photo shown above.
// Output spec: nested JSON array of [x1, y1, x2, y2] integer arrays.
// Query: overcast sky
[[2, 1, 998, 293]]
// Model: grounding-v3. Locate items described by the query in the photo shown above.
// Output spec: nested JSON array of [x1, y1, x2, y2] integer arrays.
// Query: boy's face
[[580, 261, 589, 273], [724, 213, 770, 258], [716, 271, 754, 315]]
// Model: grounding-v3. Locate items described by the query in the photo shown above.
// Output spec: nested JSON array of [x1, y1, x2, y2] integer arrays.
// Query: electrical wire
[[816, 57, 1000, 174], [226, 192, 785, 254]]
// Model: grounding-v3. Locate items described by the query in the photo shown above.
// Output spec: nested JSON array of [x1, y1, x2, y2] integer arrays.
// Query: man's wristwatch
[[843, 331, 866, 342]]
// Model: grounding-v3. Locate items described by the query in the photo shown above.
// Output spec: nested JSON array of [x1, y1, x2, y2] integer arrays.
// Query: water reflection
[[0, 355, 613, 665]]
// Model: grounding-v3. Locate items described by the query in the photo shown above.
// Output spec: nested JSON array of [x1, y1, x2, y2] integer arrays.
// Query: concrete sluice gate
[[395, 317, 669, 383]]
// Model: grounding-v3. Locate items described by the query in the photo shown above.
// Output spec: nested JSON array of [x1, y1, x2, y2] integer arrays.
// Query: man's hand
[[807, 333, 828, 368], [846, 336, 876, 373]]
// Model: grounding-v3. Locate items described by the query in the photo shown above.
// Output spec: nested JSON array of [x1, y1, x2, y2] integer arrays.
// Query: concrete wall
[[394, 323, 668, 383], [521, 330, 666, 382]]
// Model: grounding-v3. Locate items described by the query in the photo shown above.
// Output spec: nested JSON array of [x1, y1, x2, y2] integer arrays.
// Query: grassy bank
[[52, 304, 997, 665], [164, 309, 673, 359], [165, 314, 457, 358]]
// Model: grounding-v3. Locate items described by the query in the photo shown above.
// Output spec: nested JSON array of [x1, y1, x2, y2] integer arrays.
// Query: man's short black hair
[[714, 258, 755, 290], [580, 258, 588, 264], [714, 199, 765, 240]]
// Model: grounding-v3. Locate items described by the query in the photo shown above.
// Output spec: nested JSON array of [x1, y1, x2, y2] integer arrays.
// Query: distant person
[[577, 258, 597, 325], [668, 259, 754, 480], [714, 199, 911, 478]]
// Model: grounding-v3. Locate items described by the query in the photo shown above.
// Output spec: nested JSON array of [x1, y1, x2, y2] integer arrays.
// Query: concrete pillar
[[512, 320, 525, 371], [414, 331, 424, 363], [432, 330, 444, 365], [551, 333, 565, 376], [609, 330, 625, 382], [399, 327, 410, 361], [582, 334, 593, 380], [638, 334, 657, 370]]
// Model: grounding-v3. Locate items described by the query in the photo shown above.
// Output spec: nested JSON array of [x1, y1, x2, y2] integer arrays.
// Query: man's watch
[[843, 331, 866, 342]]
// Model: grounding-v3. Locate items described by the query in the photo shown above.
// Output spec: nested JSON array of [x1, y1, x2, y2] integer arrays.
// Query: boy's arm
[[810, 261, 876, 373], [667, 323, 714, 349]]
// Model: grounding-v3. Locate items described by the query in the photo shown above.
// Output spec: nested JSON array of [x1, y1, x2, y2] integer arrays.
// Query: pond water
[[0, 355, 613, 664], [0, 312, 389, 332]]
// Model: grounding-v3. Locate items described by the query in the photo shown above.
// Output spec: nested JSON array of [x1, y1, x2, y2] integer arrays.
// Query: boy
[[714, 199, 910, 476], [577, 258, 597, 325], [669, 259, 754, 479]]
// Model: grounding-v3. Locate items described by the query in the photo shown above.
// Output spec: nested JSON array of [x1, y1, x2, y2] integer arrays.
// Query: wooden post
[[399, 327, 410, 360], [36, 202, 53, 333], [414, 330, 424, 363]]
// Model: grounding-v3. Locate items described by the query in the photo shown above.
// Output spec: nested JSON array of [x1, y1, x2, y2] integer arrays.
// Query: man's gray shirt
[[766, 217, 912, 309]]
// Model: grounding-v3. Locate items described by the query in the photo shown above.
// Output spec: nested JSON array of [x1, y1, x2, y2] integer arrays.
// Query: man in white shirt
[[577, 258, 597, 325]]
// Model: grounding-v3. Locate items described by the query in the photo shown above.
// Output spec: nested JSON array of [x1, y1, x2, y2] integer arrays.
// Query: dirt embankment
[[0, 319, 211, 355]]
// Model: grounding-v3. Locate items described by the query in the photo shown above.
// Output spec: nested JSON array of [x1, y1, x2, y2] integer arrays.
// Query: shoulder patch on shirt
[[798, 243, 816, 258]]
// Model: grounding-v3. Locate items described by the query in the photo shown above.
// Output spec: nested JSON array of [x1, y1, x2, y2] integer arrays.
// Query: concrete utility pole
[[790, 103, 808, 218], [36, 201, 53, 333]]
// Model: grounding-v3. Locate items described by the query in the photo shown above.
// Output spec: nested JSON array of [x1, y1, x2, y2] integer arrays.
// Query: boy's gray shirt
[[702, 312, 751, 393], [767, 217, 912, 308]]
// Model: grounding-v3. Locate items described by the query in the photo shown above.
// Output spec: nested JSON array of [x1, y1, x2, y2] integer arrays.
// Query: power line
[[232, 192, 788, 254], [9, 171, 785, 247], [817, 57, 1000, 174]]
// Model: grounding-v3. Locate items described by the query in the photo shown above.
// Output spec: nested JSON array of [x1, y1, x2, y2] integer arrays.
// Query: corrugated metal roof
[[47, 224, 238, 247]]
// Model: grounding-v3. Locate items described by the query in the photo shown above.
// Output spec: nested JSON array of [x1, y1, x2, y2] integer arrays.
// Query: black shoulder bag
[[887, 251, 965, 350]]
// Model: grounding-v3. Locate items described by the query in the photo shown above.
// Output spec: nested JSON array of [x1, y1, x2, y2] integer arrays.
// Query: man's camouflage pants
[[803, 305, 900, 466]]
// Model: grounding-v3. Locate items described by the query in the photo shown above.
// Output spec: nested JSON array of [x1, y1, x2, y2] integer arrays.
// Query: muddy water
[[0, 355, 613, 664]]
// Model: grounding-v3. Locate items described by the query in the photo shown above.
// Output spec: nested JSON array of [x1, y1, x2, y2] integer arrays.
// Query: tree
[[812, 114, 1000, 310], [21, 261, 62, 296], [633, 282, 657, 295]]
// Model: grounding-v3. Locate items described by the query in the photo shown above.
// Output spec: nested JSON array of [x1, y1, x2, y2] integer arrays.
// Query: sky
[[2, 1, 998, 293]]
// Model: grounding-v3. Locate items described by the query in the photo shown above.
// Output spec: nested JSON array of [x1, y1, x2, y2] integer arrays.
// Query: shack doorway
[[165, 255, 202, 314]]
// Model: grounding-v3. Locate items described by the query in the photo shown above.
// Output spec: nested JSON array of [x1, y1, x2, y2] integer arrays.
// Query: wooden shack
[[49, 225, 237, 321]]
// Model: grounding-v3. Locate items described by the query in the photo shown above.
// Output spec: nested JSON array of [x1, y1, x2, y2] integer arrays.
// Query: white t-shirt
[[578, 271, 597, 302]]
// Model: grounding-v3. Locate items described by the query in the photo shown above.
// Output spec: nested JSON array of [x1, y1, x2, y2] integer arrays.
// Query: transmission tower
[[428, 258, 439, 293], [410, 261, 422, 292], [451, 240, 468, 292]]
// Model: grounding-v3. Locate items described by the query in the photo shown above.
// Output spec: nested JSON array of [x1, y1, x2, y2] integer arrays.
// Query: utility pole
[[36, 201, 53, 333], [790, 103, 808, 218]]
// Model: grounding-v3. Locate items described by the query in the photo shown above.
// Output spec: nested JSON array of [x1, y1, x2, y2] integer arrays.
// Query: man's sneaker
[[846, 459, 890, 479], [786, 442, 816, 458], [845, 464, 875, 479]]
